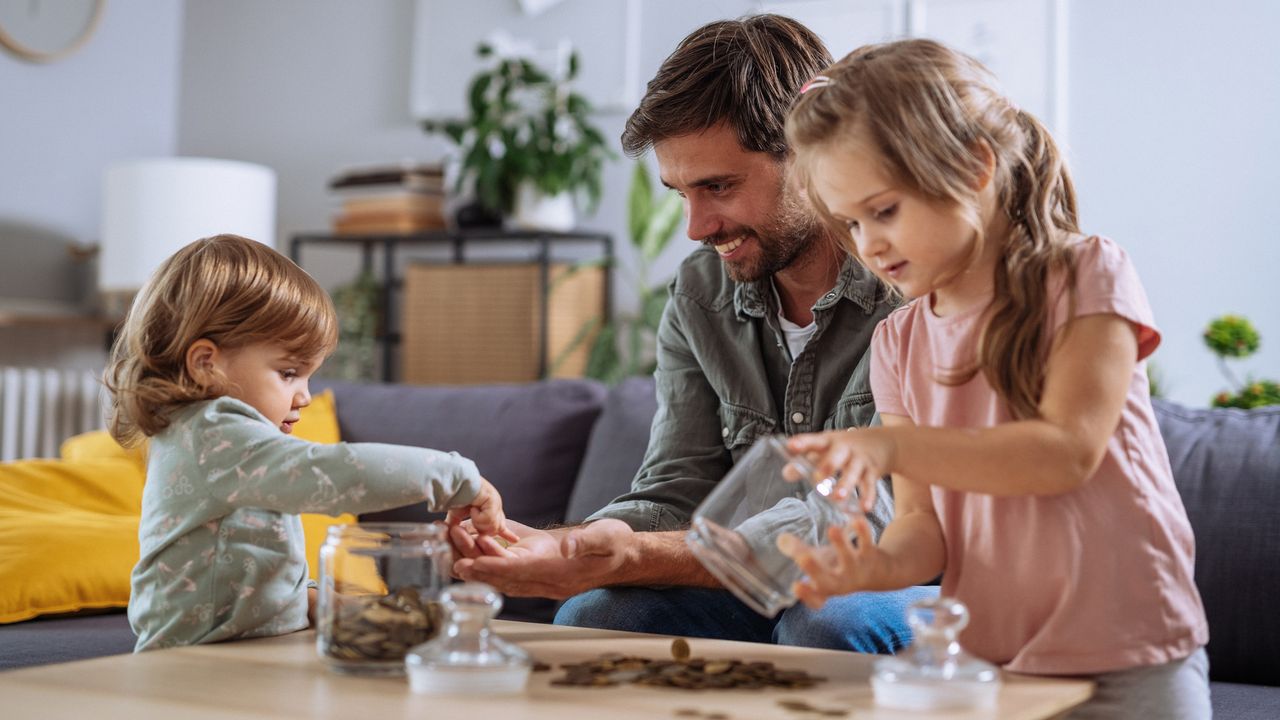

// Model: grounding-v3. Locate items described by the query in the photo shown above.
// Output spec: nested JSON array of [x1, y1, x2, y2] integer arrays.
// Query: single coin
[[671, 638, 691, 661]]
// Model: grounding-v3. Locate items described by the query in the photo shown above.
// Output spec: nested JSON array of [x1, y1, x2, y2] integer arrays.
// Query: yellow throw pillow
[[291, 389, 341, 445], [1, 389, 351, 622], [0, 458, 144, 623], [289, 390, 356, 580], [60, 429, 147, 470]]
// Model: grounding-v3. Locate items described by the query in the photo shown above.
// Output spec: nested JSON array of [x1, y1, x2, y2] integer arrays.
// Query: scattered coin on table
[[547, 641, 825, 691]]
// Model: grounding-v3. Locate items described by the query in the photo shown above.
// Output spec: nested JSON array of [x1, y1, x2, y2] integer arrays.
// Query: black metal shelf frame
[[290, 229, 613, 382]]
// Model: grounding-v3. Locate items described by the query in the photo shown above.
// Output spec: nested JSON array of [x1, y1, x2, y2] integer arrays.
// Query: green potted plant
[[1204, 314, 1279, 408], [422, 42, 611, 230], [556, 161, 683, 382]]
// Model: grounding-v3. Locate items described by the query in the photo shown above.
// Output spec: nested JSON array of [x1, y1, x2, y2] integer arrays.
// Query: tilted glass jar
[[316, 522, 450, 676]]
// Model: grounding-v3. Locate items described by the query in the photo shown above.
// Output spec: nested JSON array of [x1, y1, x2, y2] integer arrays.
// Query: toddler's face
[[809, 135, 986, 312], [214, 342, 321, 434]]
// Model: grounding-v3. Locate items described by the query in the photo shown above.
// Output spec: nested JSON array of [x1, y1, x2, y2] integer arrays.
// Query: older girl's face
[[809, 135, 998, 316]]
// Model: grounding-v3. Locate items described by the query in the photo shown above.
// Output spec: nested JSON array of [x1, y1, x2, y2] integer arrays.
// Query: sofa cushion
[[288, 390, 358, 581], [0, 458, 143, 624], [1153, 399, 1280, 686], [316, 378, 606, 530], [0, 612, 136, 671], [1209, 681, 1280, 720], [565, 377, 658, 524]]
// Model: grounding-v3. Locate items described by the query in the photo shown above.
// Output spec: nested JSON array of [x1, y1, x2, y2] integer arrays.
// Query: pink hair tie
[[800, 75, 834, 94]]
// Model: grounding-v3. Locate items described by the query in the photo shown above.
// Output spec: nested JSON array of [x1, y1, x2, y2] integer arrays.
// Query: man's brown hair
[[621, 14, 832, 158]]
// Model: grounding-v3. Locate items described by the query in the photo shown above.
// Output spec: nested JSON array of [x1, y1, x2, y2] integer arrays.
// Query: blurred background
[[0, 0, 1276, 409]]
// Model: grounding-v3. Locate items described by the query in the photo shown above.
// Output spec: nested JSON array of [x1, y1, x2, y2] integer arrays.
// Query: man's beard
[[708, 185, 821, 283]]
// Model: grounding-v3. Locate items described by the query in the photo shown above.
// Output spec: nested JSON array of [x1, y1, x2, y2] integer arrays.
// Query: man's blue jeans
[[554, 586, 939, 654]]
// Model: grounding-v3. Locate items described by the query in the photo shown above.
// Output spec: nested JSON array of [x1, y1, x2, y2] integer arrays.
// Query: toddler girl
[[105, 234, 513, 651], [780, 40, 1209, 718]]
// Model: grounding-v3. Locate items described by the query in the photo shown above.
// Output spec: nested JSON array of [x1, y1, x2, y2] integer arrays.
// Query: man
[[452, 14, 935, 652]]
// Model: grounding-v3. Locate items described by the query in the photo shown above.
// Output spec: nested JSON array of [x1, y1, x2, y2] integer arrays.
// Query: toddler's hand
[[776, 514, 887, 608], [446, 478, 519, 543], [787, 428, 896, 513]]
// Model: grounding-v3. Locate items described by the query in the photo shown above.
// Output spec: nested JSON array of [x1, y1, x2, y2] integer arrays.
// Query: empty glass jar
[[686, 434, 861, 616], [316, 522, 450, 676]]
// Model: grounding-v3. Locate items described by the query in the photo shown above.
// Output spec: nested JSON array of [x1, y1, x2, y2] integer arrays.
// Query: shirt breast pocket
[[717, 403, 778, 463], [823, 391, 876, 430]]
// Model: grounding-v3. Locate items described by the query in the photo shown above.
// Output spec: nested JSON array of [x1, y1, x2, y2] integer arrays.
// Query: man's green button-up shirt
[[588, 246, 898, 534]]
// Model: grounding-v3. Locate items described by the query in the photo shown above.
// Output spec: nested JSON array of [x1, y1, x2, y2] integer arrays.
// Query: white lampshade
[[99, 157, 277, 293]]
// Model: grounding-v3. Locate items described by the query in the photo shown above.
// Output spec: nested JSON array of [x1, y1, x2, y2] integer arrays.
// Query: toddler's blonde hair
[[104, 234, 338, 445]]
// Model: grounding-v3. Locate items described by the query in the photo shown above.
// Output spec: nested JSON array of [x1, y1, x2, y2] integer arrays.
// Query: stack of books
[[328, 164, 447, 235]]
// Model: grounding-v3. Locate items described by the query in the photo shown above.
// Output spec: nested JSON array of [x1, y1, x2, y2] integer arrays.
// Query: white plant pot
[[512, 182, 576, 232]]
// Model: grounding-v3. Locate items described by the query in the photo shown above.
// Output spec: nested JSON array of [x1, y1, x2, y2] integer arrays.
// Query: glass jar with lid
[[316, 522, 450, 676]]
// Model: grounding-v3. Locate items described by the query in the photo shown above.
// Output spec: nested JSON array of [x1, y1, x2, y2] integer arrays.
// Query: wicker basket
[[400, 262, 604, 385]]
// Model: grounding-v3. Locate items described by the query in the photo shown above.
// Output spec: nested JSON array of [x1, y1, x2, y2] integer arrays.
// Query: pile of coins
[[547, 639, 825, 690], [320, 586, 441, 662]]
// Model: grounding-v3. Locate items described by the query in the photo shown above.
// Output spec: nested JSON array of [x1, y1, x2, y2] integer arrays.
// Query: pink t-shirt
[[871, 236, 1208, 675]]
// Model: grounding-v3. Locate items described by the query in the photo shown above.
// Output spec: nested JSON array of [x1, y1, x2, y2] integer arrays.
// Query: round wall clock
[[0, 0, 104, 63]]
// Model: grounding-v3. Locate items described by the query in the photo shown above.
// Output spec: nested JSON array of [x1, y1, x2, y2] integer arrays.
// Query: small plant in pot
[[1203, 314, 1279, 408], [423, 41, 611, 231], [550, 161, 683, 382]]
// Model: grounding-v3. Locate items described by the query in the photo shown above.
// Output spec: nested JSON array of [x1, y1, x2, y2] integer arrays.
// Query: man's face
[[655, 124, 819, 283]]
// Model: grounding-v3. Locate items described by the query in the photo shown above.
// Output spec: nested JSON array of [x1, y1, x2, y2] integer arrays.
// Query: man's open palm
[[450, 518, 633, 598]]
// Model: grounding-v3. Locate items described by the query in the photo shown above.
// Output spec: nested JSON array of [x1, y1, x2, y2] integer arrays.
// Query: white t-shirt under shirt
[[773, 281, 818, 361]]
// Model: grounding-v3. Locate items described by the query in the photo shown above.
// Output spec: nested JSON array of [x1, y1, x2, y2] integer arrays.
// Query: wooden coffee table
[[0, 621, 1091, 719]]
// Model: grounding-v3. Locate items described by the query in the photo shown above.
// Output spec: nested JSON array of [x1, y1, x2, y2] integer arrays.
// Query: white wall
[[0, 0, 184, 369], [176, 0, 750, 301], [1069, 0, 1280, 405], [2, 0, 1274, 405]]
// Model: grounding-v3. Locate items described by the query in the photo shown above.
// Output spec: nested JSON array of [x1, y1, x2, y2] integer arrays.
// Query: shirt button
[[791, 412, 805, 424], [824, 292, 836, 300], [722, 427, 730, 438]]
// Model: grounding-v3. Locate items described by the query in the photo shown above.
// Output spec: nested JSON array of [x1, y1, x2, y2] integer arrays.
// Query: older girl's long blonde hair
[[104, 234, 338, 446], [786, 38, 1079, 419]]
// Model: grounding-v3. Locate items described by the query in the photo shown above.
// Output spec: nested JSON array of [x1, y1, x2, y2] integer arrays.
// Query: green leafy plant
[[550, 161, 683, 383], [1147, 361, 1167, 399], [422, 42, 611, 217], [327, 270, 380, 381], [1204, 314, 1278, 408]]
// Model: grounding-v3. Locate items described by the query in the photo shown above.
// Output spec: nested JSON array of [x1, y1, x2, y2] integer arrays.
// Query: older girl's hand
[[776, 514, 888, 608], [787, 428, 898, 513]]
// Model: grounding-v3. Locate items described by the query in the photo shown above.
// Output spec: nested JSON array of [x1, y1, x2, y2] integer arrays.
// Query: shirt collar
[[734, 254, 884, 320]]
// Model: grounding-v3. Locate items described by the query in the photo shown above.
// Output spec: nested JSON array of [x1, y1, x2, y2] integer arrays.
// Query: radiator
[[0, 367, 106, 462]]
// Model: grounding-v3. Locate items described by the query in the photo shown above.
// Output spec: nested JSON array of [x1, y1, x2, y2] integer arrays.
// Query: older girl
[[781, 40, 1209, 718]]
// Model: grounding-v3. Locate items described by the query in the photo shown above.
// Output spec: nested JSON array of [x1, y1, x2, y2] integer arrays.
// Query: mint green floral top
[[129, 397, 480, 651]]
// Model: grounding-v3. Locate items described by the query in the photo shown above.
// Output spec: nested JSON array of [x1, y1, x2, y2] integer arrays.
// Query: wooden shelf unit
[[289, 229, 613, 383]]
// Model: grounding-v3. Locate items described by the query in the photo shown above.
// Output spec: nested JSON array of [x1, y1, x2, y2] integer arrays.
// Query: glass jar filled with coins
[[317, 522, 450, 676]]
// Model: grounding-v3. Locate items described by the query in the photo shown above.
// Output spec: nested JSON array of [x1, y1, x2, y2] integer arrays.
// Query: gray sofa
[[1, 377, 1276, 718]]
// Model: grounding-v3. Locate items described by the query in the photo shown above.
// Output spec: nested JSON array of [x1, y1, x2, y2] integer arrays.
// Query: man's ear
[[971, 139, 997, 192], [185, 339, 220, 386]]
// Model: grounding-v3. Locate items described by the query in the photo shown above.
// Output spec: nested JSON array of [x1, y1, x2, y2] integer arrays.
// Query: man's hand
[[449, 518, 634, 598]]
